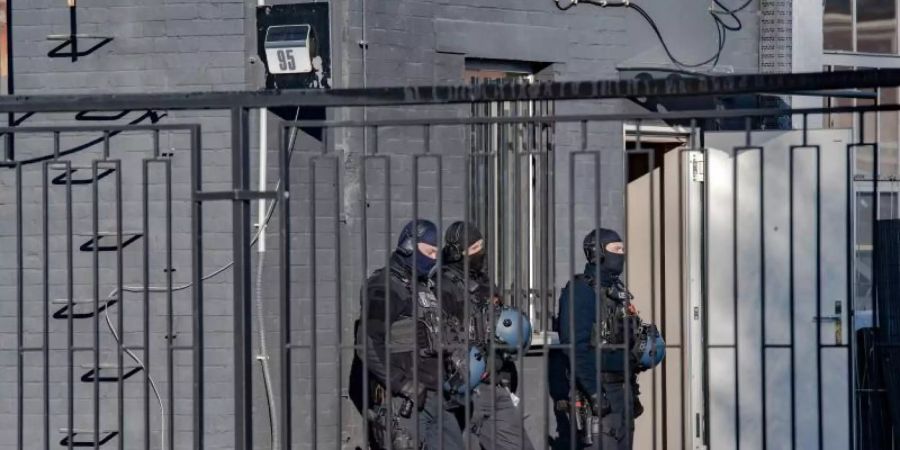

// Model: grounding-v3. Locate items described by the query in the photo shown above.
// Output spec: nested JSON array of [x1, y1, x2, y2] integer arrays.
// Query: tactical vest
[[582, 275, 640, 348], [443, 266, 493, 347]]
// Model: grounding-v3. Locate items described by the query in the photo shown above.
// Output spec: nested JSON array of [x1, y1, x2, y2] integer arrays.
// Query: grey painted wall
[[0, 0, 766, 448]]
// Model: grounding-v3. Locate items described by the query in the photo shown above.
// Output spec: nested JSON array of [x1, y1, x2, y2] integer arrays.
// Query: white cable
[[255, 250, 279, 450], [96, 121, 301, 450], [104, 306, 166, 450]]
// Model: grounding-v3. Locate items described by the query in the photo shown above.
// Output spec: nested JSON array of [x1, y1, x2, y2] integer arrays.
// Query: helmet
[[494, 307, 533, 354], [443, 344, 487, 396], [633, 324, 666, 371]]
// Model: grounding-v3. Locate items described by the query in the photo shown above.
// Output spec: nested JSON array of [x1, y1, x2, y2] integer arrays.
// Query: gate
[[1, 70, 899, 450]]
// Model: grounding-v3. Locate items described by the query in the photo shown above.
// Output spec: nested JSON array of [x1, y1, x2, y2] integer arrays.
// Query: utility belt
[[367, 380, 421, 450], [554, 390, 602, 445]]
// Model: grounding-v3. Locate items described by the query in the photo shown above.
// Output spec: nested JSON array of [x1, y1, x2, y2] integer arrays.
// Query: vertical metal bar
[[103, 132, 110, 160], [757, 128, 768, 450], [15, 162, 22, 450], [69, 1, 77, 62], [566, 122, 582, 450], [540, 113, 552, 450], [190, 125, 205, 450], [65, 157, 74, 450], [92, 160, 100, 450], [463, 122, 473, 450], [231, 107, 253, 450], [142, 158, 151, 450], [513, 110, 525, 450], [623, 131, 634, 450], [809, 119, 824, 450], [679, 124, 690, 450], [382, 126, 394, 450], [732, 131, 741, 450], [871, 115, 880, 334], [845, 141, 857, 450], [43, 160, 51, 450], [700, 135, 710, 448], [646, 123, 659, 450], [593, 121, 603, 450], [153, 130, 160, 159], [659, 127, 669, 450], [788, 143, 797, 450], [309, 140, 319, 450], [279, 126, 293, 450], [359, 127, 372, 450], [330, 129, 344, 450], [433, 129, 445, 450], [114, 158, 124, 450], [411, 138, 421, 450], [165, 156, 174, 450]]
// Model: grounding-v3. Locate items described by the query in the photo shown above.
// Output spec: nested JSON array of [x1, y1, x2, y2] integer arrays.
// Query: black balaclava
[[442, 221, 486, 273], [583, 228, 625, 287], [393, 219, 439, 279]]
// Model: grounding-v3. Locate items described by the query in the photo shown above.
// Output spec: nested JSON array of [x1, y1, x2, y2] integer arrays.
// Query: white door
[[686, 129, 854, 450]]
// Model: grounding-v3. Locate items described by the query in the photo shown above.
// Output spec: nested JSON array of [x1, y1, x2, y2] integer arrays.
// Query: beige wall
[[626, 146, 689, 450]]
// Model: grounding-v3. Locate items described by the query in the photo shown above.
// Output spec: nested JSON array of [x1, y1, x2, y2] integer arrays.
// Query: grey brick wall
[[0, 0, 653, 448]]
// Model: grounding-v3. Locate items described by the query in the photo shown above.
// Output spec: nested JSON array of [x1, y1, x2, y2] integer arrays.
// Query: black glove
[[396, 380, 427, 417], [590, 392, 611, 417], [631, 381, 644, 418]]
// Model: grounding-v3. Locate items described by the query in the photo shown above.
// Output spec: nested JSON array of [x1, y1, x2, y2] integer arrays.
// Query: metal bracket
[[690, 153, 705, 182]]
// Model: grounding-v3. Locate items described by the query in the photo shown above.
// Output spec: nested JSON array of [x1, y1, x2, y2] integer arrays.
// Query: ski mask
[[443, 221, 486, 273], [395, 220, 439, 278], [583, 228, 625, 286]]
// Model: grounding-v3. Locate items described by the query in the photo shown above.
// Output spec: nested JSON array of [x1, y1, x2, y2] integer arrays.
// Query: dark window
[[857, 0, 897, 53], [824, 0, 853, 50]]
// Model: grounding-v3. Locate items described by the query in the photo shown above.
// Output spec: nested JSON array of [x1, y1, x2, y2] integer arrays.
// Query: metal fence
[[3, 69, 900, 450]]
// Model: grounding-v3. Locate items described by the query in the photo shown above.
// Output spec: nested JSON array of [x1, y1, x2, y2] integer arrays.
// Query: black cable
[[555, 0, 750, 69], [629, 2, 722, 68]]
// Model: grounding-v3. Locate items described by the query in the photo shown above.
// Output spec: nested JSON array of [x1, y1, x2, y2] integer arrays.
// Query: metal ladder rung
[[57, 429, 118, 447], [51, 298, 117, 320], [79, 363, 142, 383], [77, 233, 143, 252]]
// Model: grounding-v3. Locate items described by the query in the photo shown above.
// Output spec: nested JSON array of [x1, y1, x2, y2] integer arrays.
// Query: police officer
[[552, 228, 646, 450], [435, 221, 536, 450], [349, 219, 465, 450]]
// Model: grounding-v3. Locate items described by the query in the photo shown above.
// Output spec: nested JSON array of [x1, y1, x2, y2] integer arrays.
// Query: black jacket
[[435, 264, 517, 388], [355, 256, 441, 394]]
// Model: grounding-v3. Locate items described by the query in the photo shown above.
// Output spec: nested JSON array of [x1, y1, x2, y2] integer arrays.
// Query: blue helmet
[[494, 307, 533, 354], [633, 324, 666, 371], [443, 345, 487, 396]]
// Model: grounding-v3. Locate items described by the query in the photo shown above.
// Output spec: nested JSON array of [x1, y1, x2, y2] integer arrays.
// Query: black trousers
[[551, 382, 637, 450], [465, 384, 536, 450]]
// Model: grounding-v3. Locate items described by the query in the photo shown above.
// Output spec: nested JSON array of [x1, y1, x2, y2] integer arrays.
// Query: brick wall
[[0, 0, 637, 448]]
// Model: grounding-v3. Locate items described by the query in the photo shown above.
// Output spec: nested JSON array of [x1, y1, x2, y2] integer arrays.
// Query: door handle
[[812, 301, 843, 345]]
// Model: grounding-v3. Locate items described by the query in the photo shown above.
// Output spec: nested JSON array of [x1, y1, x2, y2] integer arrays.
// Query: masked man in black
[[435, 221, 536, 450], [349, 219, 465, 450], [551, 228, 649, 450]]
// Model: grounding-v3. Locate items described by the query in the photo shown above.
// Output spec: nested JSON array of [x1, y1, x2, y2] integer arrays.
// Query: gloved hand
[[590, 392, 611, 417], [396, 380, 427, 417], [632, 381, 644, 418]]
